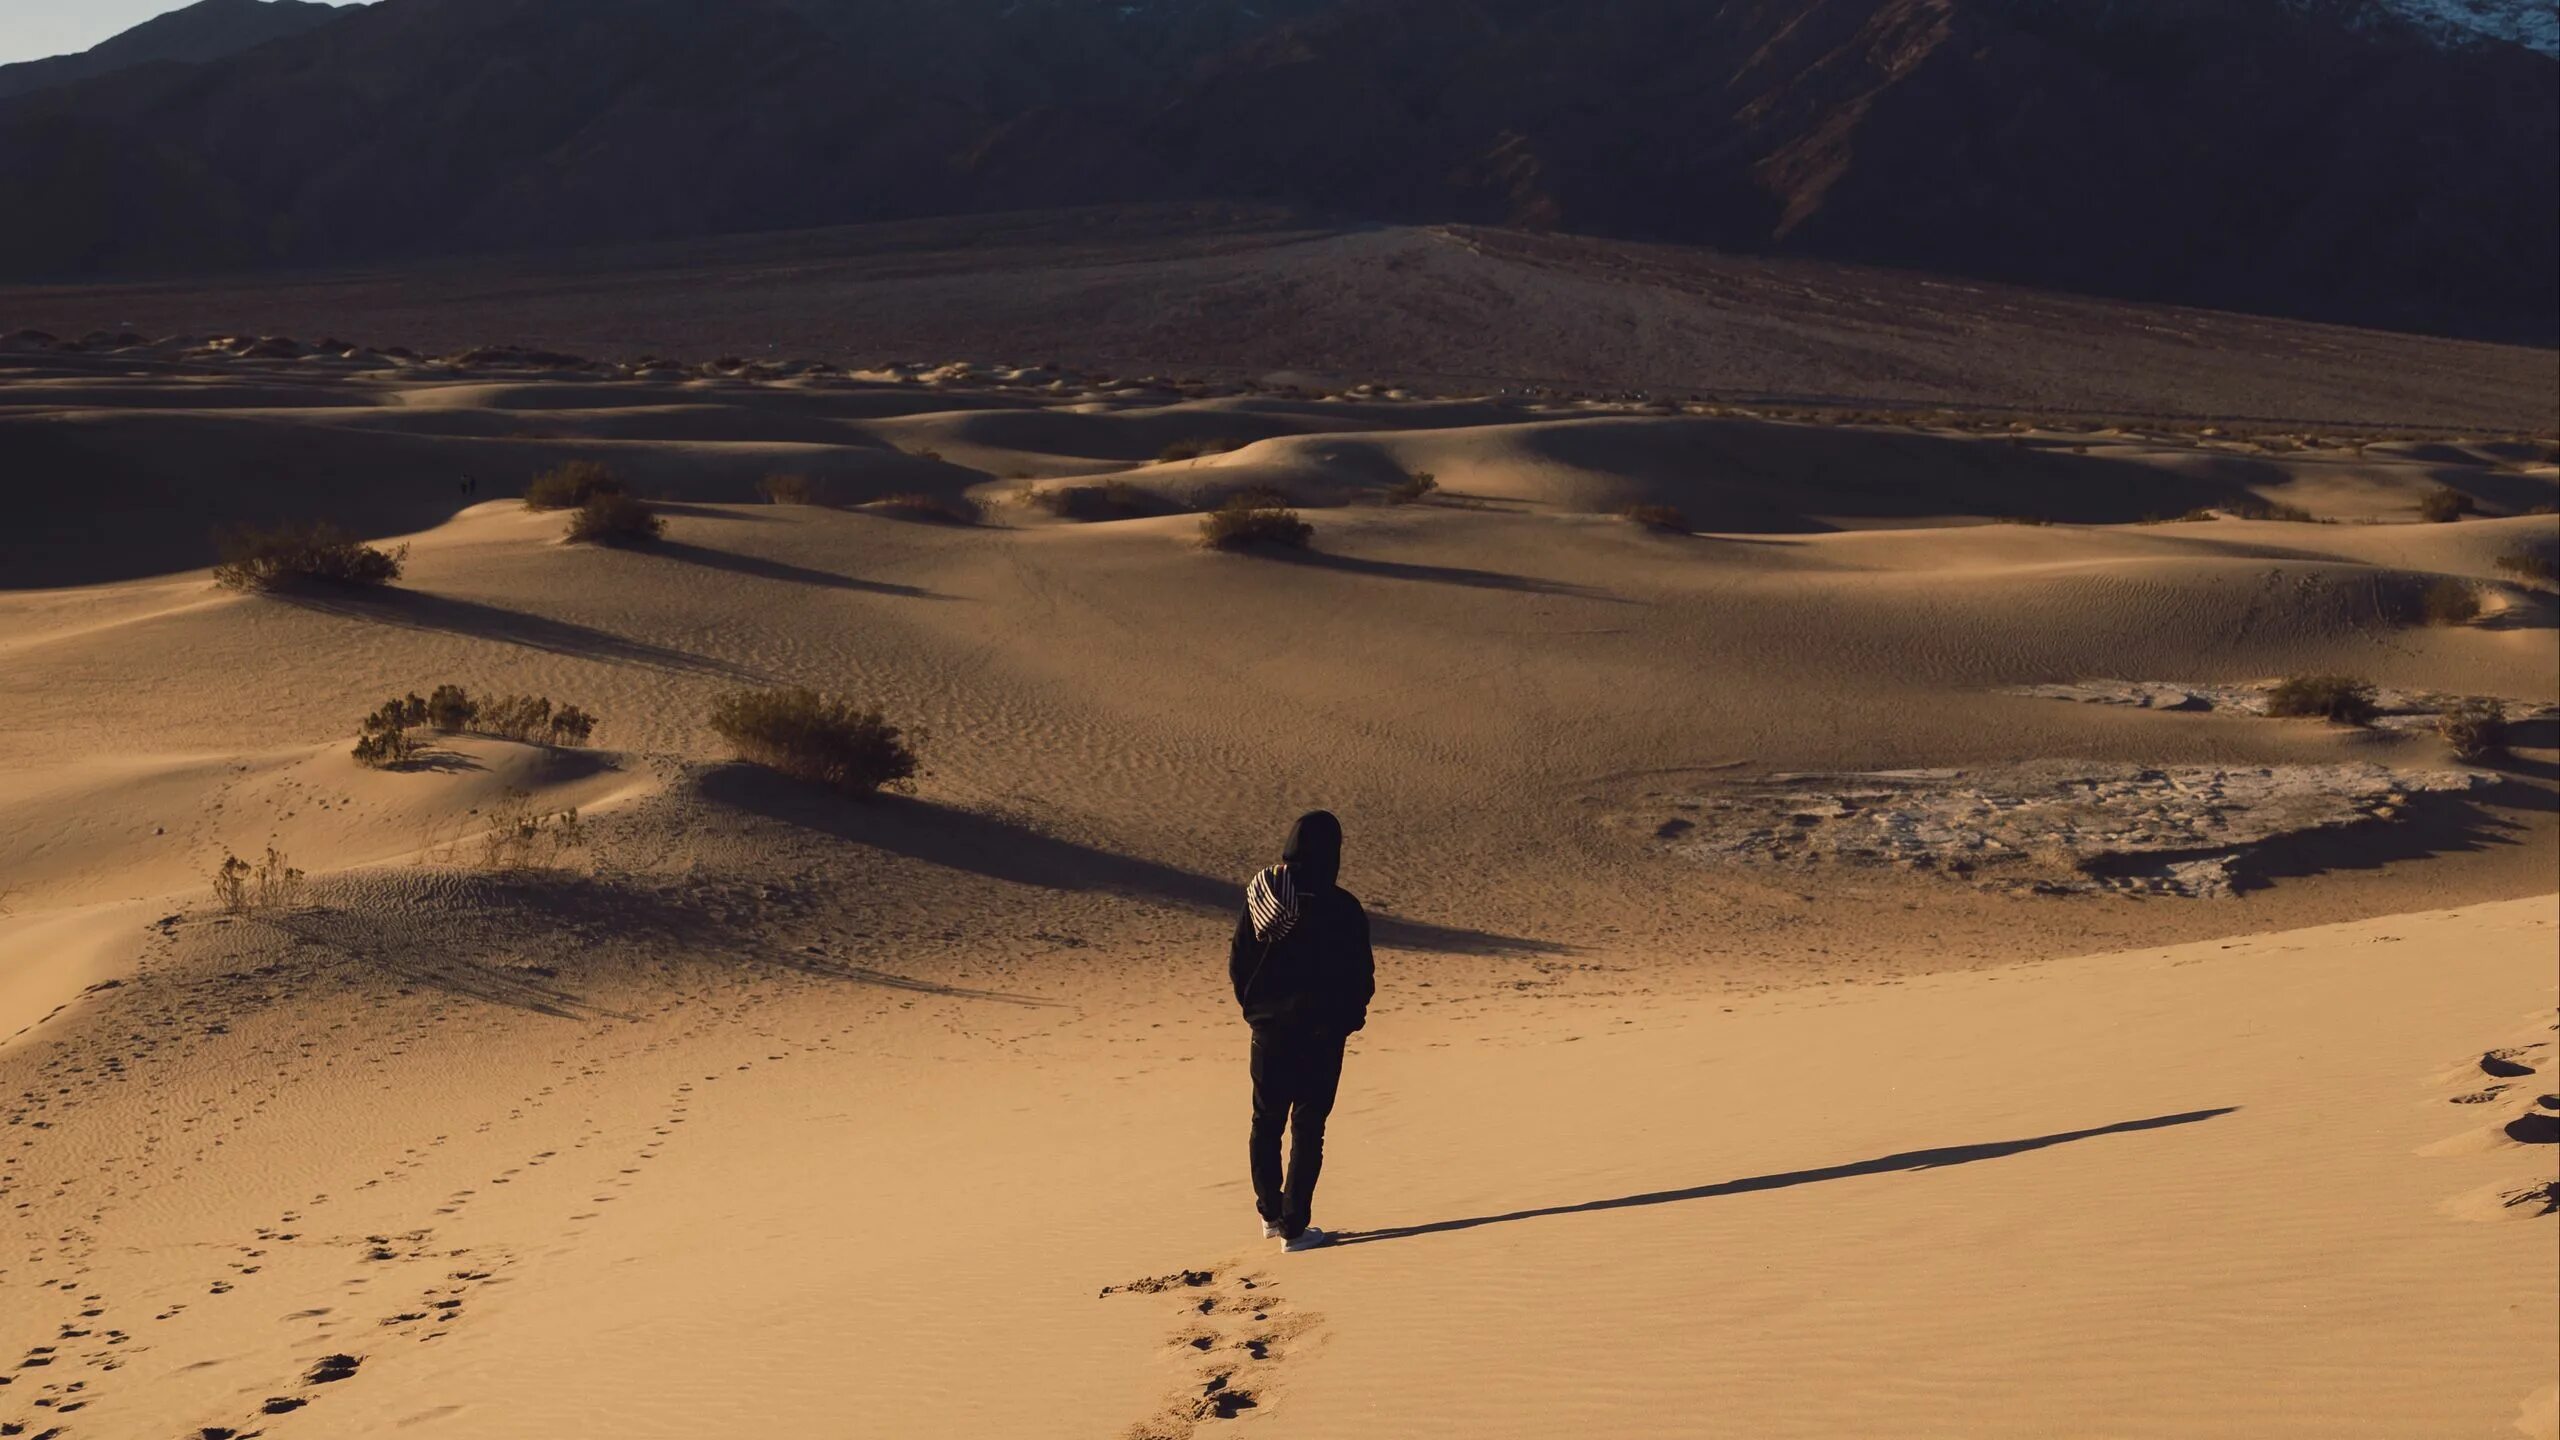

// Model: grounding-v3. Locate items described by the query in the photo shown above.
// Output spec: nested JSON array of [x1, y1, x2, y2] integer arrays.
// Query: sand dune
[[0, 349, 2553, 1438]]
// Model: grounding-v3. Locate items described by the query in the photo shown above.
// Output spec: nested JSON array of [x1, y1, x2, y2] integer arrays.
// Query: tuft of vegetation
[[2264, 674, 2379, 726], [2419, 578, 2482, 626], [354, 694, 427, 767], [911, 447, 945, 464], [1387, 470, 1439, 504], [2438, 698, 2506, 764], [1622, 504, 1691, 533], [1027, 481, 1160, 521], [758, 472, 822, 505], [2416, 485, 2478, 523], [708, 687, 920, 795], [476, 788, 588, 871], [2493, 547, 2557, 585], [524, 459, 623, 511], [353, 686, 596, 767], [1199, 495, 1314, 551], [211, 846, 305, 915], [1156, 437, 1245, 464], [869, 492, 982, 525], [564, 493, 665, 545], [214, 522, 406, 591], [426, 683, 477, 732]]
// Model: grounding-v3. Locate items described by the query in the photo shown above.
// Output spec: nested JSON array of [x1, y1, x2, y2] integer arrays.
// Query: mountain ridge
[[0, 0, 2550, 343]]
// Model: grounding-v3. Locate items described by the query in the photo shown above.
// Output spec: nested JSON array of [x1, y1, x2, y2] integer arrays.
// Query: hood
[[1281, 809, 1342, 893]]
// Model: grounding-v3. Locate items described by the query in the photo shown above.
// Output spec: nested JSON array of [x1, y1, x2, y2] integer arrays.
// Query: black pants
[[1249, 1026, 1346, 1238]]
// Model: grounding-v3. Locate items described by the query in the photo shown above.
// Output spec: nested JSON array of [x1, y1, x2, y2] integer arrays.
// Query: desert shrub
[[759, 472, 822, 505], [2226, 498, 2317, 522], [358, 688, 593, 764], [1387, 471, 1439, 504], [869, 492, 982, 524], [1199, 496, 1313, 551], [2493, 548, 2558, 585], [478, 693, 554, 743], [2264, 674, 2379, 725], [524, 459, 622, 511], [353, 694, 427, 767], [1623, 504, 1691, 533], [2438, 698, 2506, 763], [213, 522, 406, 591], [708, 687, 920, 794], [564, 493, 665, 545], [2419, 578, 2482, 626], [477, 789, 587, 871], [1994, 515, 2054, 526], [211, 846, 304, 915], [2416, 485, 2477, 523], [425, 683, 478, 732], [548, 705, 597, 746], [1028, 482, 1160, 521], [1157, 437, 1242, 464]]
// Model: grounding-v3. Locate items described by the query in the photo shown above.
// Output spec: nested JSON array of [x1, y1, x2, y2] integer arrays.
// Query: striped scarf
[[1246, 864, 1299, 943]]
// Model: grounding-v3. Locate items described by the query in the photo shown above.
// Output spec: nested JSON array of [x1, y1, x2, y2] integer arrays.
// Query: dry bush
[[476, 692, 597, 745], [2417, 485, 2478, 523], [911, 447, 945, 464], [2419, 578, 2482, 626], [869, 492, 982, 524], [426, 683, 477, 732], [1199, 496, 1313, 551], [2438, 698, 2506, 763], [477, 788, 588, 871], [2493, 547, 2558, 585], [709, 688, 920, 795], [2265, 674, 2379, 725], [354, 694, 426, 767], [211, 846, 305, 915], [524, 459, 622, 511], [564, 493, 665, 545], [759, 472, 822, 505], [1027, 482, 1160, 521], [1157, 437, 1242, 464], [1623, 504, 1691, 533], [1387, 471, 1439, 504], [214, 522, 406, 591], [355, 687, 595, 764]]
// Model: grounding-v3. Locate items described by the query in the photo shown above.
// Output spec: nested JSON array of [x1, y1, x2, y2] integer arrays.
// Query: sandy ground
[[5, 209, 2555, 431], [1, 354, 2554, 1438]]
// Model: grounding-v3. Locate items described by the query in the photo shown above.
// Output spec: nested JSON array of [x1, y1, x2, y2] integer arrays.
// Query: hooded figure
[[1230, 809, 1374, 1250]]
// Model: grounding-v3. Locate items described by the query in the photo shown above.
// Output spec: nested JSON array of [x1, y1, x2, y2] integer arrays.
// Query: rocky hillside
[[0, 0, 2549, 343]]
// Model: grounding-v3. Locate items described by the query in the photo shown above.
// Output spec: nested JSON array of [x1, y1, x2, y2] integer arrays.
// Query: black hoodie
[[1229, 810, 1374, 1035]]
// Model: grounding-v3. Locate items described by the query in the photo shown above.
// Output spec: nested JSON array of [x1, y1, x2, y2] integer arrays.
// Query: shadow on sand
[[1334, 1108, 2239, 1247], [697, 764, 1569, 958], [1269, 547, 1623, 602], [281, 587, 760, 678], [275, 869, 1046, 1019], [649, 538, 948, 598]]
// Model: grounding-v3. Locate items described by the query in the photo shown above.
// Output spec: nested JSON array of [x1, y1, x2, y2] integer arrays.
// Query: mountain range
[[0, 0, 2551, 344]]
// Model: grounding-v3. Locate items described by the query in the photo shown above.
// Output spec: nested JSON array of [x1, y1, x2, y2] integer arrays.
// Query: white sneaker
[[1260, 1219, 1283, 1239], [1282, 1226, 1330, 1253]]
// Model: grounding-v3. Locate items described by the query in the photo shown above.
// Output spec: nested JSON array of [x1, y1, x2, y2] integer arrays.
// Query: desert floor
[[1, 341, 2554, 1438]]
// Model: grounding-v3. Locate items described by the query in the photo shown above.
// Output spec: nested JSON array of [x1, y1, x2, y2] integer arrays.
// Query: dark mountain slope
[[0, 0, 2548, 343]]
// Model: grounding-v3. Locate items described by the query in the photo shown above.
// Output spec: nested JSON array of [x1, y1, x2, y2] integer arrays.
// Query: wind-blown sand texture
[[1, 344, 2553, 1438]]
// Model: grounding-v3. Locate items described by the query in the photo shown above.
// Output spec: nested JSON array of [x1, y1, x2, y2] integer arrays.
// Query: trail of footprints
[[1102, 1267, 1318, 1439], [2425, 1019, 2558, 1221]]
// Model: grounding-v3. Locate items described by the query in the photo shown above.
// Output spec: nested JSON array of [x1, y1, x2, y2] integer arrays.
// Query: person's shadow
[[1332, 1107, 2238, 1246]]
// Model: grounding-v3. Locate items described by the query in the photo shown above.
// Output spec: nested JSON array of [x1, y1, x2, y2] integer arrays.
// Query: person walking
[[1231, 810, 1373, 1252]]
